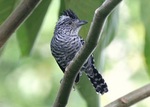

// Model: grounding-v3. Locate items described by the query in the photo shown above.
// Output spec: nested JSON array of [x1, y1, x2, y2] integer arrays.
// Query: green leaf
[[141, 0, 150, 76], [58, 0, 66, 16], [16, 0, 52, 56], [0, 0, 16, 25], [94, 9, 119, 66], [100, 9, 119, 48]]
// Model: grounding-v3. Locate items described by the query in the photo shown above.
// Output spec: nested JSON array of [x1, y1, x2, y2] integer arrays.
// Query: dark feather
[[63, 9, 78, 19]]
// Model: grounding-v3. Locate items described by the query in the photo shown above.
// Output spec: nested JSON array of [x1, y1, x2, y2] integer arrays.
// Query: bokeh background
[[0, 0, 150, 107]]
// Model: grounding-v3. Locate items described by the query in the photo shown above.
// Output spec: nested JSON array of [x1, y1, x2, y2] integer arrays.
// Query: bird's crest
[[62, 9, 78, 19], [57, 9, 79, 25]]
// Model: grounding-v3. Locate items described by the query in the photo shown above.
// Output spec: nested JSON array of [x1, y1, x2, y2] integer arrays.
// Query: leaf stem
[[105, 83, 150, 107], [0, 0, 41, 48]]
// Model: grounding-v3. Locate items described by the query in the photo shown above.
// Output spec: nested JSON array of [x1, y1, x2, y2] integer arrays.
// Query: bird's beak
[[78, 20, 88, 26]]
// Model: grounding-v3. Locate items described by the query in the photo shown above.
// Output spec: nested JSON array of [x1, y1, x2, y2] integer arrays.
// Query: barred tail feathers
[[86, 67, 108, 94]]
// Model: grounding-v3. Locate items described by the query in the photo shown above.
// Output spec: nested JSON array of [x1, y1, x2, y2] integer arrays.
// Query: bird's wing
[[57, 61, 65, 72]]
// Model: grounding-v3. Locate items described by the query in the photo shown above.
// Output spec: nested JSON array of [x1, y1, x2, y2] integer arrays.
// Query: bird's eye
[[68, 21, 72, 25]]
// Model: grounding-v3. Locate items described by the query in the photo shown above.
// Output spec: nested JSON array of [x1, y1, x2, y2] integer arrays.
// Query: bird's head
[[56, 9, 87, 35]]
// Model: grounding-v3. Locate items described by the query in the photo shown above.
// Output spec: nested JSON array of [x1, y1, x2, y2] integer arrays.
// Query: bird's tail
[[85, 66, 108, 94]]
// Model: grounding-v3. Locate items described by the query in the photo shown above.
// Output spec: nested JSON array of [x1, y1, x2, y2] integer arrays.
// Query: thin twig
[[52, 0, 122, 107], [0, 0, 41, 48], [105, 83, 150, 107]]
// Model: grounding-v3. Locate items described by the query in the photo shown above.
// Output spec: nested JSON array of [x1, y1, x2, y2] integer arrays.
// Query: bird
[[50, 9, 108, 94]]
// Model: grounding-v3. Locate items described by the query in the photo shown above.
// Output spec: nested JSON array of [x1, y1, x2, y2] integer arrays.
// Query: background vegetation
[[0, 0, 150, 107]]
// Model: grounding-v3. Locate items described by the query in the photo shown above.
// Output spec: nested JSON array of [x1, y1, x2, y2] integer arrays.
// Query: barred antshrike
[[50, 9, 108, 94]]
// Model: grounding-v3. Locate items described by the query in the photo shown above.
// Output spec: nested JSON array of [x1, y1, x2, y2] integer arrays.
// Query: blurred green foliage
[[17, 0, 52, 56], [141, 0, 150, 76], [0, 0, 150, 107]]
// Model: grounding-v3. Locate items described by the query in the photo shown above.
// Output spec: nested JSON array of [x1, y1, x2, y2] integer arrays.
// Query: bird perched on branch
[[50, 9, 108, 94]]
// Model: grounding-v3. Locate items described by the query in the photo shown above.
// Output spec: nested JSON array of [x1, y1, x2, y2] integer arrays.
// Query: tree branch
[[52, 0, 122, 107], [105, 83, 150, 107], [0, 0, 41, 48]]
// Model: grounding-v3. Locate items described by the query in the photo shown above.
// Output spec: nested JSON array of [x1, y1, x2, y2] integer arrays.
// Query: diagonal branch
[[0, 0, 41, 48], [52, 0, 122, 107], [105, 83, 150, 107]]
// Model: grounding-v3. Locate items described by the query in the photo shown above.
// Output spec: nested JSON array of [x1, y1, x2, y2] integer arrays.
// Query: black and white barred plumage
[[50, 9, 108, 94]]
